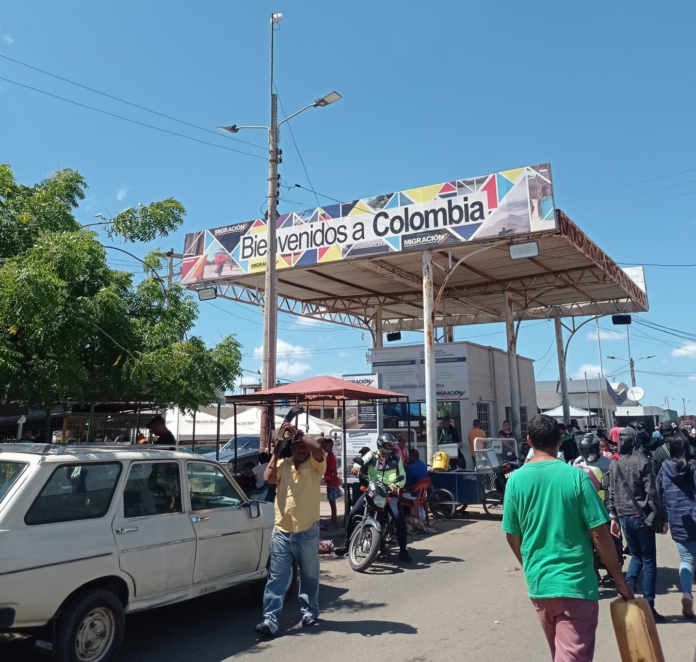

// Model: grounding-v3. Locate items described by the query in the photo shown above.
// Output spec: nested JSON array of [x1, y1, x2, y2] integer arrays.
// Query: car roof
[[0, 443, 210, 463]]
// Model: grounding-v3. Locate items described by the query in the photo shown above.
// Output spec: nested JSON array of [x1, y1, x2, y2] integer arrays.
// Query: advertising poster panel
[[371, 343, 469, 403], [181, 164, 555, 284], [341, 374, 381, 462]]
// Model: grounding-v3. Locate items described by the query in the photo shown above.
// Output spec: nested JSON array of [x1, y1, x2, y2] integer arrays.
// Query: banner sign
[[342, 374, 381, 459], [181, 163, 555, 284], [370, 343, 470, 403]]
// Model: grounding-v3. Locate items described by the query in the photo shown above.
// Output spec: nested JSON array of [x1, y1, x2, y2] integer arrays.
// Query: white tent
[[543, 405, 593, 418], [164, 406, 339, 442], [234, 407, 339, 437], [165, 409, 257, 441]]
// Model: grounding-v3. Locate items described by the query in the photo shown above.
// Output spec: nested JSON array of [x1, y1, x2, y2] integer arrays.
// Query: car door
[[186, 461, 263, 584], [112, 460, 197, 597]]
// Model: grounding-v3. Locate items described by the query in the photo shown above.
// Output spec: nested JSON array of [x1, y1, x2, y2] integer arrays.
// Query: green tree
[[0, 163, 242, 416]]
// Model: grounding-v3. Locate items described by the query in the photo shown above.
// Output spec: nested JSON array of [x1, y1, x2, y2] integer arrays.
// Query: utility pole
[[626, 326, 636, 388], [260, 13, 282, 451], [165, 250, 183, 310]]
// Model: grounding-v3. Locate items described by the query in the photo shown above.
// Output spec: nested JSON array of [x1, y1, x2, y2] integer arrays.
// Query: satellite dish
[[626, 387, 645, 402]]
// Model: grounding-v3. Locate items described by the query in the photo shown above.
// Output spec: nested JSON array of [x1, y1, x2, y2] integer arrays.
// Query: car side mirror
[[245, 500, 261, 519]]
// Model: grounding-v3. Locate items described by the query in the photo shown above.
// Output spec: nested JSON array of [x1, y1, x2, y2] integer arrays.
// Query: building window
[[476, 403, 490, 436], [505, 406, 529, 439], [520, 406, 528, 438]]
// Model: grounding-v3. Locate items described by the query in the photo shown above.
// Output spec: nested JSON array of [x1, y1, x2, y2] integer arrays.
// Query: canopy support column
[[554, 309, 571, 426], [374, 305, 383, 349], [504, 291, 522, 442], [423, 250, 437, 462]]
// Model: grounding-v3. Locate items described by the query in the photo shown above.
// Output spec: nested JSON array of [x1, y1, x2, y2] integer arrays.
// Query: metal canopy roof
[[189, 211, 648, 333]]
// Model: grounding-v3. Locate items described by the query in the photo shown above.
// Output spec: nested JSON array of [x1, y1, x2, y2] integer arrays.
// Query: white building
[[368, 340, 537, 440]]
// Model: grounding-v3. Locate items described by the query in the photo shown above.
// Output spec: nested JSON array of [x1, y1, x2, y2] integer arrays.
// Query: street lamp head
[[216, 125, 240, 134], [271, 13, 283, 24], [314, 91, 342, 107]]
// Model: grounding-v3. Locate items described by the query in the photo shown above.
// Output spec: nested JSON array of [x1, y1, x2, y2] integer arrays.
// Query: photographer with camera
[[254, 422, 326, 637]]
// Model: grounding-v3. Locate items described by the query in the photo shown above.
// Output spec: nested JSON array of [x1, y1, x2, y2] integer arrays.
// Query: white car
[[0, 443, 275, 662]]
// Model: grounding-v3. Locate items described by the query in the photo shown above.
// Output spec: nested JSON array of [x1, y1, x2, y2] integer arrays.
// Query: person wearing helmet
[[573, 433, 611, 502], [337, 433, 410, 562]]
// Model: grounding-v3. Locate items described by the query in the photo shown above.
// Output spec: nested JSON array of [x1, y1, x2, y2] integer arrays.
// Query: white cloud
[[689, 376, 696, 382], [338, 351, 348, 359], [116, 186, 129, 202], [673, 343, 696, 358], [571, 364, 603, 380], [585, 329, 626, 341], [277, 360, 311, 377], [253, 338, 310, 360], [2, 35, 14, 45], [294, 316, 323, 328]]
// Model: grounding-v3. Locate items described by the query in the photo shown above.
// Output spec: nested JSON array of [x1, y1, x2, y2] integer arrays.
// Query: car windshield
[[220, 436, 260, 453], [0, 461, 27, 503]]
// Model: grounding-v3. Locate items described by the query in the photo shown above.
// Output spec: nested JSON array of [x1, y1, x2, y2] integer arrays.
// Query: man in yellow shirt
[[255, 423, 326, 636]]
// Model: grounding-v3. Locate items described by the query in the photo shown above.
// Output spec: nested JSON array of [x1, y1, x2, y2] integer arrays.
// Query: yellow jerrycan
[[431, 452, 450, 471], [610, 597, 665, 662]]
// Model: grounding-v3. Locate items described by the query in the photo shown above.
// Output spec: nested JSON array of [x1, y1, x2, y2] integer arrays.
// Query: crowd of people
[[504, 414, 696, 662]]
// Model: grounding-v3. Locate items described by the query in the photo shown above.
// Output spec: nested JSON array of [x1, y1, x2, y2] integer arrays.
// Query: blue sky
[[2, 1, 695, 410]]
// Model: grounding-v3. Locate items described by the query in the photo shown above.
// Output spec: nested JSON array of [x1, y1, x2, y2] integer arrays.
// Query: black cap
[[659, 419, 677, 435]]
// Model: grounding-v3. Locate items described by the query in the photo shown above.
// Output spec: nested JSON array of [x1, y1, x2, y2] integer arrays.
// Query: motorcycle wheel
[[483, 490, 504, 520], [429, 489, 456, 519], [348, 523, 381, 572]]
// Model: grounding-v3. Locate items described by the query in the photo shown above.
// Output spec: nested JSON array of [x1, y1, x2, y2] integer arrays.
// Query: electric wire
[[274, 83, 320, 207], [561, 167, 696, 202], [565, 179, 696, 210], [0, 53, 267, 152], [617, 262, 696, 268], [569, 190, 696, 218], [0, 75, 267, 161]]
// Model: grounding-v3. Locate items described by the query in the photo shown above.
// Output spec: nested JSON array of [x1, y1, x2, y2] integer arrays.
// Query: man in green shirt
[[503, 415, 633, 662]]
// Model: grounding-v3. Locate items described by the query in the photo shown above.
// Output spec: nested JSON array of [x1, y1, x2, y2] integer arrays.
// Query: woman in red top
[[323, 439, 340, 530]]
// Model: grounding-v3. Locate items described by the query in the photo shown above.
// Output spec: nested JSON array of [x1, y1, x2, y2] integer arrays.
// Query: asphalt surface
[[3, 507, 695, 661]]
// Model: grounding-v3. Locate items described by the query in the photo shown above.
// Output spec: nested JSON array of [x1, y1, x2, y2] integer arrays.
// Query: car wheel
[[55, 589, 125, 662]]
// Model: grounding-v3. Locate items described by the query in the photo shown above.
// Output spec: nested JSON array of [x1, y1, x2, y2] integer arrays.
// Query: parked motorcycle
[[486, 451, 523, 519], [348, 459, 395, 572]]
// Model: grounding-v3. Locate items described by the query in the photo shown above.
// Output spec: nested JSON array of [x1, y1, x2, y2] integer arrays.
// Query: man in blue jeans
[[255, 424, 326, 636], [607, 428, 669, 622]]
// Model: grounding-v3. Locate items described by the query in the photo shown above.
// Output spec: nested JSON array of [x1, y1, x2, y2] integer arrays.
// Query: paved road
[[4, 508, 695, 661]]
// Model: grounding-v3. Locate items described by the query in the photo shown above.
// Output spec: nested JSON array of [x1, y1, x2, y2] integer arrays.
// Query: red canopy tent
[[225, 375, 407, 406], [224, 377, 408, 517]]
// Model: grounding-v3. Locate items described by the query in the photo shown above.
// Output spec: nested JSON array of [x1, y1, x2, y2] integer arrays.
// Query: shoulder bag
[[615, 462, 663, 533]]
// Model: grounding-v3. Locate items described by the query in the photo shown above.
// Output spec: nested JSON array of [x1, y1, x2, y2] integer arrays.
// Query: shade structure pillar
[[341, 400, 348, 525], [503, 291, 522, 442], [374, 305, 383, 349], [554, 309, 571, 426], [423, 250, 437, 463]]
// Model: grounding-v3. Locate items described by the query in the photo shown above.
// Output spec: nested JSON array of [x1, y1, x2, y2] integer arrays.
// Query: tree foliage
[[0, 164, 242, 412]]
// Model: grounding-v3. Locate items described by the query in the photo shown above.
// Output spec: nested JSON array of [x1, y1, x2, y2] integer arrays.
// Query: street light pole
[[216, 13, 341, 451]]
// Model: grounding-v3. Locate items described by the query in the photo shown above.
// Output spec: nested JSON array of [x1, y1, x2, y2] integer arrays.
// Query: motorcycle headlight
[[373, 494, 387, 509]]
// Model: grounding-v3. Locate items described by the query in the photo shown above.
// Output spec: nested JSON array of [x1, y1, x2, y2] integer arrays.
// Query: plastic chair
[[399, 478, 431, 526]]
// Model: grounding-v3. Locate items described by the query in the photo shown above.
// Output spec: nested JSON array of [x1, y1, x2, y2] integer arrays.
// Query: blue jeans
[[676, 540, 696, 596], [262, 522, 320, 633], [620, 516, 657, 607]]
